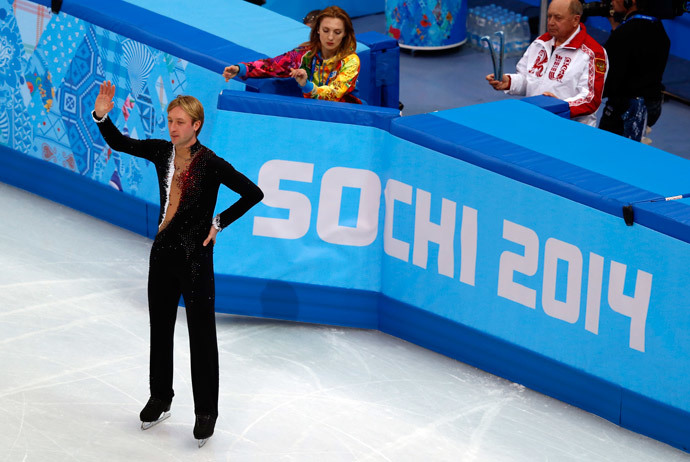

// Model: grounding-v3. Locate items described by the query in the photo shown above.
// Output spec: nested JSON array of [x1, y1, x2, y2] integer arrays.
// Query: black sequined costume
[[93, 111, 263, 418]]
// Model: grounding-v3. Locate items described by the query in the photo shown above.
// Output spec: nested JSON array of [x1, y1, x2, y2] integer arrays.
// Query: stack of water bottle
[[466, 4, 531, 57]]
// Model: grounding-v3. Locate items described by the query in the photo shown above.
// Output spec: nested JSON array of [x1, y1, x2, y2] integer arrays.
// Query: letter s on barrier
[[252, 160, 314, 239]]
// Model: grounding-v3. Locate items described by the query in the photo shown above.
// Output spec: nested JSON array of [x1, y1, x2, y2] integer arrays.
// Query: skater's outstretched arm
[[92, 81, 165, 161]]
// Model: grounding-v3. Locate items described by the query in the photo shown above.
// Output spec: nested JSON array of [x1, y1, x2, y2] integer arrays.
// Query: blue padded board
[[356, 31, 400, 108], [33, 0, 371, 96], [122, 0, 310, 59], [438, 100, 690, 199], [32, 0, 266, 74], [390, 100, 690, 243], [0, 145, 159, 238], [663, 15, 690, 62], [121, 1, 372, 88], [216, 90, 400, 131], [263, 0, 386, 21], [122, 0, 374, 103], [520, 95, 570, 118]]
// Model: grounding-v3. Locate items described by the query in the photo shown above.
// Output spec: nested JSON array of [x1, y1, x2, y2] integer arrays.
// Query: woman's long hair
[[307, 6, 357, 62]]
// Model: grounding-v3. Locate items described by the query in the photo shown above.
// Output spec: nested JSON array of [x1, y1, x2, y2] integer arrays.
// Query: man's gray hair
[[570, 0, 584, 16]]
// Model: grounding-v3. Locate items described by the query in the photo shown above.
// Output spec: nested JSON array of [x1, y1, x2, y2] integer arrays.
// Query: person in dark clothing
[[599, 0, 671, 142], [92, 81, 264, 447], [303, 9, 321, 27]]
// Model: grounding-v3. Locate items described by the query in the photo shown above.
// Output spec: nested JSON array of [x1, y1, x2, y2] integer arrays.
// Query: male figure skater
[[92, 81, 263, 446]]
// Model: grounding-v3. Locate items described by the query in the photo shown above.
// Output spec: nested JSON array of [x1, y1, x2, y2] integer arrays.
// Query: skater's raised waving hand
[[94, 81, 116, 119]]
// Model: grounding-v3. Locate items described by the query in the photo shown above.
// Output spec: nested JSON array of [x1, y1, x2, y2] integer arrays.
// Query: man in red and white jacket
[[486, 0, 608, 126]]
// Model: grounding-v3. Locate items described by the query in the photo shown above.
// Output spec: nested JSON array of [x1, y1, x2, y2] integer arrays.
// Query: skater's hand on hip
[[203, 226, 218, 247], [94, 81, 116, 119]]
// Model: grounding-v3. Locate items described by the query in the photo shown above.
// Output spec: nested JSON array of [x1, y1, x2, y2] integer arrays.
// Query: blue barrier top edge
[[36, 0, 268, 73], [356, 31, 399, 51], [29, 1, 689, 242], [390, 114, 690, 244], [217, 90, 400, 131], [520, 95, 571, 118]]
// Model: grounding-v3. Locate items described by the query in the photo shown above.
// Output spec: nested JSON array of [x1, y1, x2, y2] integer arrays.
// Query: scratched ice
[[1, 182, 688, 461]]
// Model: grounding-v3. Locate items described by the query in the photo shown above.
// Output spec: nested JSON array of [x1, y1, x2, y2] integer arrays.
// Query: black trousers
[[147, 234, 219, 417], [599, 95, 663, 138]]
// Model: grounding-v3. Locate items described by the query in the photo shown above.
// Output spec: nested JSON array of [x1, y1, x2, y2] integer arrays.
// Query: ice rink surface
[[1, 182, 688, 461]]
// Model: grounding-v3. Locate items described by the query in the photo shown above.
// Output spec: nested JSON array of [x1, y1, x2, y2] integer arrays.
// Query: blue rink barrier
[[27, 0, 385, 107], [217, 90, 400, 130], [0, 145, 159, 238], [262, 0, 385, 21], [28, 0, 266, 74], [3, 0, 690, 454], [520, 95, 571, 118], [356, 31, 401, 108]]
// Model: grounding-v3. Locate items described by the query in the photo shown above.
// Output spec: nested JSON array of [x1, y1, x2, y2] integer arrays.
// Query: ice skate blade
[[140, 411, 171, 430], [198, 437, 210, 448]]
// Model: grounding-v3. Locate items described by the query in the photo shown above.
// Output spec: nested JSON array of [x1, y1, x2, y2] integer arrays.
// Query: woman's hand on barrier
[[542, 91, 557, 98], [223, 65, 239, 82], [486, 74, 510, 91], [94, 80, 116, 119], [290, 68, 308, 87]]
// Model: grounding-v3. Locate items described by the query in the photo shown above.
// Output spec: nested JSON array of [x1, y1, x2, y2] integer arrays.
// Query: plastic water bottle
[[467, 8, 478, 49], [512, 15, 523, 55], [471, 5, 531, 55], [486, 16, 497, 51], [466, 8, 473, 47], [518, 16, 531, 54], [477, 11, 488, 51], [502, 18, 514, 56], [491, 19, 503, 53], [508, 15, 521, 56]]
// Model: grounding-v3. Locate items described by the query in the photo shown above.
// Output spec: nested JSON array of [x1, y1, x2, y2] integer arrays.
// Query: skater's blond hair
[[167, 95, 205, 136]]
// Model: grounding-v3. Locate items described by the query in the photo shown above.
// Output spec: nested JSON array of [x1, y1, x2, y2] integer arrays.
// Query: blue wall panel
[[263, 0, 386, 21]]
